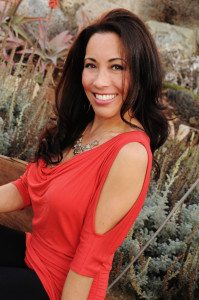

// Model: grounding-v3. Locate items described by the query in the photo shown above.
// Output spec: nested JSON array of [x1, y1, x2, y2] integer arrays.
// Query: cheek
[[82, 70, 93, 91]]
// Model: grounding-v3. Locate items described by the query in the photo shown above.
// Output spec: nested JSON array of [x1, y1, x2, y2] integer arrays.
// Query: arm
[[0, 183, 24, 213], [94, 142, 148, 235], [61, 270, 93, 300], [62, 141, 149, 299], [0, 163, 31, 212]]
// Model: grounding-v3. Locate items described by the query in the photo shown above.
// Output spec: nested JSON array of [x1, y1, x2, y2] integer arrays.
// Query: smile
[[94, 93, 117, 101]]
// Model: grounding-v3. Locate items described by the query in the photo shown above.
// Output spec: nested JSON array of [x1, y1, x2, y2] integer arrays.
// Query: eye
[[84, 63, 96, 69], [112, 64, 125, 71]]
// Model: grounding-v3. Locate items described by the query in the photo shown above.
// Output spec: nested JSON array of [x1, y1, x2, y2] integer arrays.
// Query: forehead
[[85, 32, 125, 58]]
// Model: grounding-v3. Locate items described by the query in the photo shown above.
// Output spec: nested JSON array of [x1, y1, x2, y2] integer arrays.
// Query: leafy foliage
[[0, 48, 53, 159], [0, 0, 76, 159], [0, 0, 73, 74]]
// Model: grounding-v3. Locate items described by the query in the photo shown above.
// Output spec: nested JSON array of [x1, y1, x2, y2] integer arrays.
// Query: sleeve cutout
[[91, 139, 152, 238]]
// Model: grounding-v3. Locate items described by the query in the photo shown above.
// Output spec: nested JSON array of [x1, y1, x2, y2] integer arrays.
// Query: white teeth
[[95, 94, 117, 101]]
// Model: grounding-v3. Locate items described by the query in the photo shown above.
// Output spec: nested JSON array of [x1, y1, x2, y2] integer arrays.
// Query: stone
[[166, 89, 199, 128], [18, 0, 69, 37], [132, 0, 199, 25], [61, 0, 132, 18], [163, 51, 199, 92], [75, 0, 132, 27], [176, 124, 190, 141], [146, 20, 197, 56], [196, 29, 199, 48], [60, 0, 85, 15]]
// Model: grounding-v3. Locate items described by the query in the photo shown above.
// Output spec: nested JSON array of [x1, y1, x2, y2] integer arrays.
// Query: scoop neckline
[[42, 130, 148, 170]]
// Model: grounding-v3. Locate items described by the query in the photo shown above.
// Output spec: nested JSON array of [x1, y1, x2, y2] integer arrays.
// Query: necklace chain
[[72, 136, 99, 155], [72, 128, 125, 156]]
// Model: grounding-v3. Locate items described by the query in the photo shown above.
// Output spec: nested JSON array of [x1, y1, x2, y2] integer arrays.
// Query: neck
[[88, 120, 125, 136], [87, 113, 133, 137]]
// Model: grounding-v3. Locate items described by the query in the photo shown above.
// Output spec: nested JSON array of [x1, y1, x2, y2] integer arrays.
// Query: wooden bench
[[0, 155, 32, 232]]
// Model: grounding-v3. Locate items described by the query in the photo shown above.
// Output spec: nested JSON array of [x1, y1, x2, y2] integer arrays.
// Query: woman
[[0, 8, 168, 300]]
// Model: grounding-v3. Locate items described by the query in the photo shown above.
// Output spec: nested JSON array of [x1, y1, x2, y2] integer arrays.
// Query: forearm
[[61, 269, 93, 300], [0, 183, 24, 213]]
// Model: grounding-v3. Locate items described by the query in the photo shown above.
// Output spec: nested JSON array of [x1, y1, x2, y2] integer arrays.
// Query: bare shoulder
[[115, 142, 149, 170], [94, 142, 149, 235], [108, 141, 149, 186]]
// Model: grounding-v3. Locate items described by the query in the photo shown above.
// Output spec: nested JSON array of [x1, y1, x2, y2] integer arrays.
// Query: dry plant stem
[[14, 42, 28, 77], [7, 0, 23, 19], [107, 177, 199, 292]]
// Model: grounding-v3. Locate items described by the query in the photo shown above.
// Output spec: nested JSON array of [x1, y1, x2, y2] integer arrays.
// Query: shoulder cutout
[[93, 141, 149, 235]]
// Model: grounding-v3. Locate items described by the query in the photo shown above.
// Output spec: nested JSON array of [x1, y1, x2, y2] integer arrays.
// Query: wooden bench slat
[[0, 155, 32, 231], [0, 154, 27, 185]]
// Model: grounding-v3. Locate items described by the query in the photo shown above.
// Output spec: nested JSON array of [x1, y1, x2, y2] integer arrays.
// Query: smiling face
[[82, 32, 130, 122]]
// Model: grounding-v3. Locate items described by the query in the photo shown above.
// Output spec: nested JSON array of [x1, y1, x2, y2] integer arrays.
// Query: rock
[[196, 29, 199, 48], [168, 121, 175, 140], [60, 0, 85, 16], [146, 20, 197, 56], [75, 0, 132, 27], [176, 124, 191, 141], [76, 1, 117, 26], [61, 0, 132, 17], [166, 89, 199, 128], [132, 0, 199, 25], [163, 51, 199, 93], [18, 0, 69, 37]]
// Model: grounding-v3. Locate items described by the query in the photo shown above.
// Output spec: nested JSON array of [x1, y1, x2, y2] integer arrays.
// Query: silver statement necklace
[[72, 128, 125, 156], [72, 135, 99, 155]]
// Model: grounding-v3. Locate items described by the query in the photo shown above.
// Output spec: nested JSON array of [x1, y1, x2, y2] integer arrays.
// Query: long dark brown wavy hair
[[35, 8, 169, 178]]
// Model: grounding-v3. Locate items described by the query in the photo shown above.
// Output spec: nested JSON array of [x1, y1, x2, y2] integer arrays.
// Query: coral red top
[[13, 131, 152, 300]]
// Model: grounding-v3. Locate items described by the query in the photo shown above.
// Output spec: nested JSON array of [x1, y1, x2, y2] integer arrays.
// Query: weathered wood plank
[[0, 155, 32, 231], [0, 154, 27, 184]]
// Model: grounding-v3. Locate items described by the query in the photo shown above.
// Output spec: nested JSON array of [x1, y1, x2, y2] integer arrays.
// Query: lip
[[92, 93, 118, 105]]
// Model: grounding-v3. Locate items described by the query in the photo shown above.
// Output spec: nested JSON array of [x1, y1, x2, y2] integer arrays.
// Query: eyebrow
[[84, 57, 127, 63]]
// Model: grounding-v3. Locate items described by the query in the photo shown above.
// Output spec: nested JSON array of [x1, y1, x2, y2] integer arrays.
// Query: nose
[[93, 68, 110, 89]]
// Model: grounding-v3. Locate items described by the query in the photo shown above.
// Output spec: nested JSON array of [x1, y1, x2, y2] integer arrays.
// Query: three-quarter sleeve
[[70, 136, 152, 277], [12, 163, 32, 209]]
